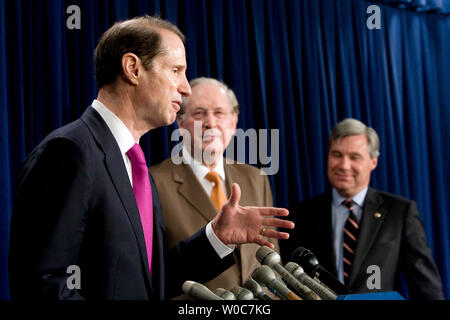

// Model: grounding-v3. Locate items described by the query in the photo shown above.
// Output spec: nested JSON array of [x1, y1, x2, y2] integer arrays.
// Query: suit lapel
[[224, 164, 254, 280], [350, 188, 386, 285], [223, 164, 234, 198], [81, 107, 153, 294], [321, 192, 338, 276], [149, 174, 165, 299], [223, 165, 241, 250], [172, 163, 218, 222]]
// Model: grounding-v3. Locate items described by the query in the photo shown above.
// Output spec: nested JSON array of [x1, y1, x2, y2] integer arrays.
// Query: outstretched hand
[[210, 183, 295, 249]]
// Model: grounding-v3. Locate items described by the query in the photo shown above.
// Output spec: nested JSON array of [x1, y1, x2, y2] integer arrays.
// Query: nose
[[338, 156, 351, 170], [203, 111, 216, 129], [179, 73, 191, 97]]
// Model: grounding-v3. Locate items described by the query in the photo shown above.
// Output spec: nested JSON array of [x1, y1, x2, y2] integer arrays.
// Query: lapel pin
[[374, 212, 382, 218]]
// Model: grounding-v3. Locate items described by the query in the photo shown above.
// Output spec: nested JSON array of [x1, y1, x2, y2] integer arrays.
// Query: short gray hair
[[177, 77, 239, 117], [329, 118, 380, 159]]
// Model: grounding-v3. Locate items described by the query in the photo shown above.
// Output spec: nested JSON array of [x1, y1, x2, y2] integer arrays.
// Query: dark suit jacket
[[150, 158, 278, 298], [280, 188, 444, 300], [8, 106, 234, 300]]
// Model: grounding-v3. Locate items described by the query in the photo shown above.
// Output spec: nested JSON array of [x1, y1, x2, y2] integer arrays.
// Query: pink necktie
[[126, 143, 153, 276]]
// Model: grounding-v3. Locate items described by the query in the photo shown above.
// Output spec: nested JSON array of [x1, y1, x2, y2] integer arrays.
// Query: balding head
[[94, 15, 185, 89]]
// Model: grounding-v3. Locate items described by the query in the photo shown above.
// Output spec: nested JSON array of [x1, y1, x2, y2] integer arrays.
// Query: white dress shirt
[[91, 100, 233, 258], [181, 145, 227, 197]]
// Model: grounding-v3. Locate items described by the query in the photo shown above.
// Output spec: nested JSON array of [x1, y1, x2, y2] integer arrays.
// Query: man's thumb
[[228, 183, 241, 207]]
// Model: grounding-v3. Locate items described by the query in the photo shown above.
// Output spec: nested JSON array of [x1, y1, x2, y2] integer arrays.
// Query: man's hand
[[211, 183, 295, 249]]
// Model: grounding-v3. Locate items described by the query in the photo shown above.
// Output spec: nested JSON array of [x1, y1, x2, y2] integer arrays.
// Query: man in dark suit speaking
[[281, 118, 444, 299], [8, 15, 293, 300]]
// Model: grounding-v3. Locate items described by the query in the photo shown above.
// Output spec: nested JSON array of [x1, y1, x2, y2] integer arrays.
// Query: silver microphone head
[[230, 286, 254, 300], [213, 288, 236, 300], [255, 246, 281, 268], [182, 280, 224, 300]]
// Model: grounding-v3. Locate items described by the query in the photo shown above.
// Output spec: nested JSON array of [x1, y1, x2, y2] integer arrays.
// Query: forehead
[[157, 29, 186, 63], [186, 82, 230, 109], [330, 135, 370, 154]]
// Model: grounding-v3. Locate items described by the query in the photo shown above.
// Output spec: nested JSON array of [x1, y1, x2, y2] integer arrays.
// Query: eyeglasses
[[186, 109, 233, 121]]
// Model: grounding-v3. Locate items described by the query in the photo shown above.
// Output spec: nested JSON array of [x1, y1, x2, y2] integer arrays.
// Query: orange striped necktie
[[342, 199, 359, 285], [205, 171, 227, 212]]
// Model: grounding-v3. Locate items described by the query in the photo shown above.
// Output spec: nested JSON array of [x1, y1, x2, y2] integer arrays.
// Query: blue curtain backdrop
[[0, 0, 448, 300]]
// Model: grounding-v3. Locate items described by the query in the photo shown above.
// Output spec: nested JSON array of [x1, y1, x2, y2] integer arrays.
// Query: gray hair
[[177, 77, 239, 117], [329, 118, 380, 159]]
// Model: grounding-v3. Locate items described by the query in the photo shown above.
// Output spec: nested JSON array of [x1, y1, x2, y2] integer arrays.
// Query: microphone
[[230, 286, 254, 300], [182, 281, 224, 300], [285, 262, 337, 300], [290, 247, 351, 295], [244, 279, 273, 300], [253, 276, 286, 299], [252, 265, 302, 300], [256, 246, 318, 300], [213, 288, 236, 300]]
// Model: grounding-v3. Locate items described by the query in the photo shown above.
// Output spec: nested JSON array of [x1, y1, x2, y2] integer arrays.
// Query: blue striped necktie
[[342, 199, 359, 285]]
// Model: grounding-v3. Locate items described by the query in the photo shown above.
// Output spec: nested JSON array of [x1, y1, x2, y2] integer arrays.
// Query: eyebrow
[[191, 107, 228, 112], [175, 64, 186, 71], [330, 150, 363, 157], [349, 152, 363, 157]]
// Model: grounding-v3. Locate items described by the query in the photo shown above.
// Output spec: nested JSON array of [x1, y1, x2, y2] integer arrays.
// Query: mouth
[[202, 134, 217, 142], [171, 101, 181, 112], [335, 173, 352, 181], [202, 130, 222, 142]]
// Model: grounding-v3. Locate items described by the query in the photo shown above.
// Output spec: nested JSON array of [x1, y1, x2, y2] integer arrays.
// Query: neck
[[201, 151, 222, 170], [97, 85, 149, 141], [335, 185, 368, 200], [203, 160, 217, 170], [185, 147, 221, 170]]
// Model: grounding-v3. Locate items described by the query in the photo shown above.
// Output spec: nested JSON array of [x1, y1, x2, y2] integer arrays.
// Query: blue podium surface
[[337, 291, 405, 300]]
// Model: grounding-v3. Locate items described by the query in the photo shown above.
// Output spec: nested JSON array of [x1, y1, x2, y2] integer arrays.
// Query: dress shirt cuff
[[205, 222, 235, 259]]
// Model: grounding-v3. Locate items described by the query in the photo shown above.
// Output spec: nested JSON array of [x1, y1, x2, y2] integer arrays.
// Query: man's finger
[[227, 183, 241, 207], [251, 236, 275, 248], [249, 207, 289, 217], [260, 228, 291, 240], [263, 218, 295, 230]]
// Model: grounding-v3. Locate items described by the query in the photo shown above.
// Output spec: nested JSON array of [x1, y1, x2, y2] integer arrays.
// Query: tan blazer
[[150, 158, 279, 298]]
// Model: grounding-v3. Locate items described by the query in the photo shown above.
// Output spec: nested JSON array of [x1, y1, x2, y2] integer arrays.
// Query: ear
[[370, 157, 378, 170], [121, 53, 140, 86], [232, 113, 238, 129]]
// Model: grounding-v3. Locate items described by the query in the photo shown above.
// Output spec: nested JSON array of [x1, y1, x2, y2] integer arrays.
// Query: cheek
[[184, 125, 198, 142], [328, 158, 338, 171], [352, 165, 367, 180], [222, 127, 236, 144]]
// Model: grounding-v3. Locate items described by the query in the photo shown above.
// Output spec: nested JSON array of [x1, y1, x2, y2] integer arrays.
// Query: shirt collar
[[182, 145, 225, 182], [332, 186, 368, 208], [91, 99, 136, 154]]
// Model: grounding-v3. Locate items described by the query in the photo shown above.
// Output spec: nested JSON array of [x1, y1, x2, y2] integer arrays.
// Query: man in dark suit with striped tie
[[281, 118, 444, 299]]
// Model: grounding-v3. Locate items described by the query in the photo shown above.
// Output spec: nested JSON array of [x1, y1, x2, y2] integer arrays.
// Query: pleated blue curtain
[[0, 0, 448, 300], [377, 0, 450, 13]]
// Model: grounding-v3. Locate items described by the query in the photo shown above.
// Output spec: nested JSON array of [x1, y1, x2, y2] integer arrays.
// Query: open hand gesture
[[211, 183, 295, 248]]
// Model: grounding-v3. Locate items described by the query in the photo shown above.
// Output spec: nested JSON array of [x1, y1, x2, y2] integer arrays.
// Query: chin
[[333, 181, 351, 191], [160, 114, 176, 127], [167, 117, 177, 125], [334, 189, 351, 198]]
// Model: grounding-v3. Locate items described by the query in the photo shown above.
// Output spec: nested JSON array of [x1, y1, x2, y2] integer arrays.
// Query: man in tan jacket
[[150, 77, 278, 298]]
